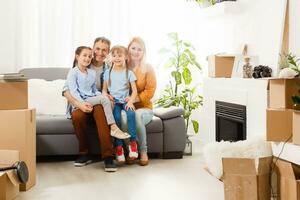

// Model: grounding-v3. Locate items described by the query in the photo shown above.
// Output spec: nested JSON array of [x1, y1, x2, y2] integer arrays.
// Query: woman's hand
[[125, 96, 139, 103], [124, 96, 130, 103], [76, 102, 93, 113], [125, 101, 135, 111]]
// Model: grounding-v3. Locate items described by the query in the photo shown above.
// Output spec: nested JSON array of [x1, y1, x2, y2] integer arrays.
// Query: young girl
[[102, 45, 139, 163], [67, 46, 130, 140]]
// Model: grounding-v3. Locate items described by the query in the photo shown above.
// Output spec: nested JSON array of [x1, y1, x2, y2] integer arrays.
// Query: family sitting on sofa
[[62, 37, 157, 172]]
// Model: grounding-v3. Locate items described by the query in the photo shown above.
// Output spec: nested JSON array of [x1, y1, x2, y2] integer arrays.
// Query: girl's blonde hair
[[128, 37, 149, 74], [108, 45, 130, 88]]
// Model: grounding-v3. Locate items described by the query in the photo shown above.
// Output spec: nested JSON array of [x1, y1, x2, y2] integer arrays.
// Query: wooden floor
[[17, 137, 224, 200]]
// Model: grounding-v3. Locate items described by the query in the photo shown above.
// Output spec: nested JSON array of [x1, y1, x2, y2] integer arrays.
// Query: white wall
[[0, 0, 292, 74], [0, 0, 296, 136]]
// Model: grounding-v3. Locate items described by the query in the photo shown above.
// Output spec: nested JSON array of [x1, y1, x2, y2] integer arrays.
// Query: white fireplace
[[201, 77, 269, 143]]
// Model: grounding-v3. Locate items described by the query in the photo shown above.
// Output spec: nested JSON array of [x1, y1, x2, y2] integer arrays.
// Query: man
[[63, 37, 117, 172]]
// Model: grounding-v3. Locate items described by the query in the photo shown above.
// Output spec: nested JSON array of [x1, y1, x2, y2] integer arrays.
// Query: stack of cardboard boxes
[[266, 78, 300, 199], [0, 79, 36, 199]]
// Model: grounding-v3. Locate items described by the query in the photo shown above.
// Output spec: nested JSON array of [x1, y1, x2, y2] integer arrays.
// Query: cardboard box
[[276, 159, 300, 200], [222, 157, 272, 200], [0, 81, 28, 110], [267, 108, 293, 142], [0, 150, 20, 200], [269, 78, 300, 109], [0, 109, 36, 191], [293, 111, 300, 145], [208, 54, 235, 78]]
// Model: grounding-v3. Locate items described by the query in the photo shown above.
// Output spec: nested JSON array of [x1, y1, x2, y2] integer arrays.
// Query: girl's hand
[[125, 101, 135, 111], [77, 102, 93, 113]]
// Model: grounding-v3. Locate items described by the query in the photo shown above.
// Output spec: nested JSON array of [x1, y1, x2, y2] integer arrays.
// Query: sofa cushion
[[28, 79, 67, 115], [38, 114, 163, 135], [153, 106, 184, 120], [145, 116, 163, 133], [37, 115, 74, 135]]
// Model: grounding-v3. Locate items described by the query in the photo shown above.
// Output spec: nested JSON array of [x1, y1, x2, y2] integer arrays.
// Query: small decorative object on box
[[252, 65, 272, 78], [279, 67, 298, 78]]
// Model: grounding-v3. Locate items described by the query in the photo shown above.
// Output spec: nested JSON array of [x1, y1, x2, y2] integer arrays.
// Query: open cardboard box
[[267, 108, 293, 142], [0, 109, 36, 191], [222, 157, 272, 200], [275, 158, 300, 200], [0, 80, 28, 110], [208, 54, 235, 78], [0, 150, 21, 200], [269, 78, 300, 109]]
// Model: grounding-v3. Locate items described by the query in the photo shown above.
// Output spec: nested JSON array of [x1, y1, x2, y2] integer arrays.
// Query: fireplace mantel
[[201, 77, 269, 143]]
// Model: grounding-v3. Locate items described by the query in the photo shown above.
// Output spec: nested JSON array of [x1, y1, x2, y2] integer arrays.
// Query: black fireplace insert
[[215, 101, 246, 142]]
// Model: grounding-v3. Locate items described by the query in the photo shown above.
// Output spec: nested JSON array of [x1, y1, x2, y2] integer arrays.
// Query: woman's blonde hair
[[128, 37, 149, 74]]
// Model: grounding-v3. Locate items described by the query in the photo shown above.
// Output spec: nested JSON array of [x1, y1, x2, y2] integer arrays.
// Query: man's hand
[[76, 102, 93, 113]]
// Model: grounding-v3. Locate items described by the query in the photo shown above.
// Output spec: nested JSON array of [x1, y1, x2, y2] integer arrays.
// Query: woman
[[126, 37, 157, 166]]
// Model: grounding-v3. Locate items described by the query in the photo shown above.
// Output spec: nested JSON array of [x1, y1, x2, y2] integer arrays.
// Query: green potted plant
[[156, 33, 203, 135], [278, 53, 300, 77]]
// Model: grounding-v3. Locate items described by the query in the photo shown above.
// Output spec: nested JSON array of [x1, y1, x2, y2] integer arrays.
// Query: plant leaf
[[171, 71, 182, 85], [192, 120, 199, 133], [182, 67, 192, 85]]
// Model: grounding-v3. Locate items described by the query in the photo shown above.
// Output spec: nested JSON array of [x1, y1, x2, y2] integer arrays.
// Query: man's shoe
[[110, 128, 131, 139], [116, 145, 125, 163], [74, 154, 92, 167], [104, 157, 117, 172]]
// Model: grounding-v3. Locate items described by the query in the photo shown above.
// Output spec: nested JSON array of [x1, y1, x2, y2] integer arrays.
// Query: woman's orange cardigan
[[133, 65, 157, 109]]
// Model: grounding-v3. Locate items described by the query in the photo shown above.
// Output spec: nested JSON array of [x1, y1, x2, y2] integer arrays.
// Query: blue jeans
[[113, 102, 137, 147], [121, 108, 153, 153]]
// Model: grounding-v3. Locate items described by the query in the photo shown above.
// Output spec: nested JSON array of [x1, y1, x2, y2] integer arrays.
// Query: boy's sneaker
[[74, 154, 92, 167], [104, 157, 117, 172], [128, 141, 138, 160], [110, 128, 131, 139], [116, 145, 125, 163]]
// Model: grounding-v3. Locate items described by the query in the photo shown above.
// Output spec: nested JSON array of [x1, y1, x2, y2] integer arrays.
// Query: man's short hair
[[93, 37, 111, 49]]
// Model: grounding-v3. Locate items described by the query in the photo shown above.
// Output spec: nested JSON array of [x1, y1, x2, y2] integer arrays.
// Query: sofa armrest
[[153, 106, 184, 120]]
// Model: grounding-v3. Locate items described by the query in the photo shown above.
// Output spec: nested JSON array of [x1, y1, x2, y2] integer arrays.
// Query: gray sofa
[[20, 68, 186, 159]]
